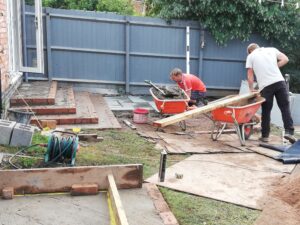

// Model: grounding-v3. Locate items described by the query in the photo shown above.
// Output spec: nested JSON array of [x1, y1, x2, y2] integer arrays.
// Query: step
[[31, 91, 99, 126], [10, 81, 57, 106], [10, 86, 76, 115]]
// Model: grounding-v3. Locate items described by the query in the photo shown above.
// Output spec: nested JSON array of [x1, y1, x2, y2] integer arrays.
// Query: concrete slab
[[0, 186, 164, 225], [120, 186, 165, 225], [0, 193, 110, 225], [147, 153, 295, 209]]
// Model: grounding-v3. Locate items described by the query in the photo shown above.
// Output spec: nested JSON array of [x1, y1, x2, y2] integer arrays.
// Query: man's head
[[247, 43, 260, 54], [170, 68, 183, 82]]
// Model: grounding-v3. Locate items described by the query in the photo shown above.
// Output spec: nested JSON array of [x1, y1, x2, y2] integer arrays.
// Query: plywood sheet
[[146, 154, 295, 209], [157, 133, 247, 154]]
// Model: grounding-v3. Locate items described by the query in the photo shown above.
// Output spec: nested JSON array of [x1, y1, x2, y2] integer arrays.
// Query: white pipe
[[186, 26, 190, 74], [281, 0, 284, 7]]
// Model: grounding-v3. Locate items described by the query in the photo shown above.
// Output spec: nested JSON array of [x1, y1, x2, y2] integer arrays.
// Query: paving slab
[[105, 96, 156, 112], [146, 153, 295, 209]]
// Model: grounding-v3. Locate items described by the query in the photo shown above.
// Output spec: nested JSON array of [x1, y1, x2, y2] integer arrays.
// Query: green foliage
[[40, 0, 134, 14], [96, 0, 134, 15], [146, 0, 299, 47]]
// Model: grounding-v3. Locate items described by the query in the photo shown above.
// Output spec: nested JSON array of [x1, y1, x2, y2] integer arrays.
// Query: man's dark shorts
[[189, 91, 206, 107]]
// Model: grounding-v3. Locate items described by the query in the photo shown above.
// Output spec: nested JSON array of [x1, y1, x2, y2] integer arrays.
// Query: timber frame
[[0, 164, 143, 225]]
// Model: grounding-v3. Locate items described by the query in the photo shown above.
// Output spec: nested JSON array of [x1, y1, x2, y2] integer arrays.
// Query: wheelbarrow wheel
[[239, 124, 253, 140]]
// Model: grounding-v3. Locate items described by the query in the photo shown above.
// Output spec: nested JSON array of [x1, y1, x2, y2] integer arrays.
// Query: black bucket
[[7, 109, 34, 125]]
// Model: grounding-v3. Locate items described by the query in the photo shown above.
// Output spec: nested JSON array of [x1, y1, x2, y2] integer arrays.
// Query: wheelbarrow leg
[[211, 122, 226, 141], [230, 109, 246, 146]]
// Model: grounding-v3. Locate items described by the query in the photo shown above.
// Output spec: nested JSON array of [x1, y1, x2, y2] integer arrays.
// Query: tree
[[26, 0, 134, 15], [146, 0, 299, 47]]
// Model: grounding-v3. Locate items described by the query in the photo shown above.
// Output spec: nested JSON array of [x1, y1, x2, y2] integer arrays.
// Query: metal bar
[[46, 10, 52, 80], [186, 26, 190, 74], [51, 46, 126, 55], [130, 52, 198, 59], [203, 57, 245, 63], [125, 18, 130, 93], [159, 150, 167, 182], [198, 29, 204, 79], [50, 78, 125, 85]]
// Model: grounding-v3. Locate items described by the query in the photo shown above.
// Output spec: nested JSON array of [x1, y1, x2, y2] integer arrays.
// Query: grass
[[0, 129, 261, 224], [76, 129, 186, 178], [160, 187, 260, 225]]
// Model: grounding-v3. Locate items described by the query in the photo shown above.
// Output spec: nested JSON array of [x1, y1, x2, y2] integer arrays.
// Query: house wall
[[0, 0, 9, 92]]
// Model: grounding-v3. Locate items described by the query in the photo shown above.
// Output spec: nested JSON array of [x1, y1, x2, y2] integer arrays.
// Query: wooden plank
[[108, 174, 129, 225], [153, 92, 259, 127], [0, 164, 143, 195], [123, 120, 137, 130]]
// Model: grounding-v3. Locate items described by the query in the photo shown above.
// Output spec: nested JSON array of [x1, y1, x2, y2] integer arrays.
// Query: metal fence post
[[46, 8, 52, 81], [125, 17, 130, 93], [198, 29, 205, 79]]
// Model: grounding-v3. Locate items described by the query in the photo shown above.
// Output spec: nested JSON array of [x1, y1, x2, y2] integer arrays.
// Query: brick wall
[[0, 0, 9, 92]]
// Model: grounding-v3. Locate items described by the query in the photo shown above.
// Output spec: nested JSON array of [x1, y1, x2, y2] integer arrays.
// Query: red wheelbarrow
[[210, 95, 265, 146], [150, 87, 190, 130]]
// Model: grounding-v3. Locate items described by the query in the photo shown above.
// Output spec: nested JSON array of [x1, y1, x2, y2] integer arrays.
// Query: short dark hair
[[170, 68, 182, 77]]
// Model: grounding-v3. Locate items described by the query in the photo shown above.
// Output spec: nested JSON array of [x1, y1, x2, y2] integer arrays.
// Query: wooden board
[[146, 154, 295, 209], [157, 133, 246, 154], [0, 164, 143, 195], [108, 174, 129, 225], [153, 92, 259, 127]]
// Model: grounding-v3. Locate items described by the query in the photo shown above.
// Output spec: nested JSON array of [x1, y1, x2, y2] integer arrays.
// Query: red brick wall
[[0, 0, 9, 92]]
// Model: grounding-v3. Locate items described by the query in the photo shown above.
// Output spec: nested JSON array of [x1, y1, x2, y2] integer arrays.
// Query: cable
[[8, 144, 42, 169]]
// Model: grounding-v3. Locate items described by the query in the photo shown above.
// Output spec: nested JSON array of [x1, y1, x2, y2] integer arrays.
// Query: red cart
[[150, 87, 190, 130], [210, 95, 265, 145]]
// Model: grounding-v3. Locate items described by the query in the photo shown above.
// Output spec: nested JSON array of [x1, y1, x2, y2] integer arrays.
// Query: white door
[[7, 0, 44, 75]]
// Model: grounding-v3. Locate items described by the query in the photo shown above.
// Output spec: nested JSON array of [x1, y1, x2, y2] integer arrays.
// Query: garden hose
[[44, 132, 79, 166]]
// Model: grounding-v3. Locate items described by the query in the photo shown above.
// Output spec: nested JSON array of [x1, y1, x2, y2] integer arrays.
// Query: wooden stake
[[108, 174, 129, 225], [153, 92, 259, 128]]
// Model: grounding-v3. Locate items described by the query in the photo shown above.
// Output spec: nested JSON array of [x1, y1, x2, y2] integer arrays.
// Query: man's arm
[[247, 68, 255, 92], [277, 52, 289, 68]]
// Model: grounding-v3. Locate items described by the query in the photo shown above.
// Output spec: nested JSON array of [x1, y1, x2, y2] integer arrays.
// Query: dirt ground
[[255, 171, 300, 225]]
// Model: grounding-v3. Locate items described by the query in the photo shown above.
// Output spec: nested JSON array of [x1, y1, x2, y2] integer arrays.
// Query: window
[[7, 0, 44, 74]]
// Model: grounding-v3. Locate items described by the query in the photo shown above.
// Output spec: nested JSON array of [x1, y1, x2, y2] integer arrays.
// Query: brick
[[0, 119, 16, 145], [159, 212, 179, 225], [71, 184, 99, 196], [41, 120, 57, 129], [2, 187, 14, 200]]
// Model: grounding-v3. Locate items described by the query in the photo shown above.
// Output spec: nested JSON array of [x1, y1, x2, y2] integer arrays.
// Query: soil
[[255, 173, 300, 225], [151, 86, 187, 100]]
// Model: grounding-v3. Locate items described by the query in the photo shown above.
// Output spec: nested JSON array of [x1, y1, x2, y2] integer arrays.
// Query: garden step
[[30, 91, 98, 126], [10, 81, 57, 106], [9, 86, 76, 115]]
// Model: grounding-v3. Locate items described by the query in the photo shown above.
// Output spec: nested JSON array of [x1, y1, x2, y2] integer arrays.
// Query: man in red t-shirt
[[170, 68, 206, 107]]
